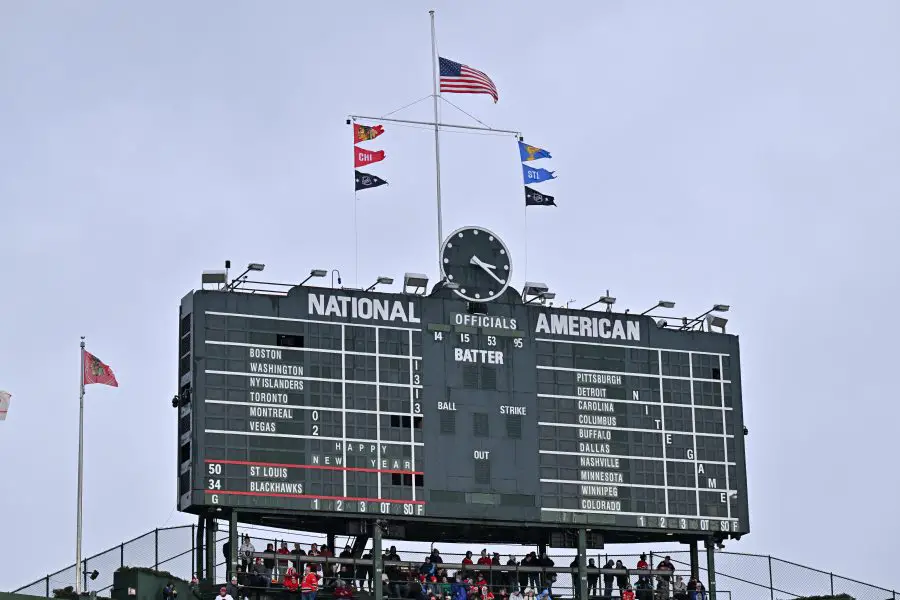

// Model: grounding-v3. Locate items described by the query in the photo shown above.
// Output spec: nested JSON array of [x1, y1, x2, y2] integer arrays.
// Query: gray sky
[[2, 0, 899, 592]]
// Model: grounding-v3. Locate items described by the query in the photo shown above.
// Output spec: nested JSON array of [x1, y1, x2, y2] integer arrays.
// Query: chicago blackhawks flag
[[353, 123, 385, 143], [82, 350, 119, 387], [0, 390, 10, 421], [354, 146, 386, 168]]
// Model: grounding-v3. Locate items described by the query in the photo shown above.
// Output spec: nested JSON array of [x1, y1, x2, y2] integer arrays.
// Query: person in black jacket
[[614, 560, 629, 596], [601, 560, 615, 599], [586, 558, 598, 598]]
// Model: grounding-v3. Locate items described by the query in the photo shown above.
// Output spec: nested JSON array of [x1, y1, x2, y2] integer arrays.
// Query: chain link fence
[[13, 525, 898, 600]]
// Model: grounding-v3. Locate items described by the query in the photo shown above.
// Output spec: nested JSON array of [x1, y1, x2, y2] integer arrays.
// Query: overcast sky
[[2, 0, 899, 593]]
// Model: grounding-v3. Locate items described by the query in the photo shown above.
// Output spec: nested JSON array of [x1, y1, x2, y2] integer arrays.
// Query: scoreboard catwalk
[[177, 227, 749, 540]]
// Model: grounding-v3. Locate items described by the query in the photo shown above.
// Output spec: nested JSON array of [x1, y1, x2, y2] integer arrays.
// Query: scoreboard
[[177, 226, 749, 541]]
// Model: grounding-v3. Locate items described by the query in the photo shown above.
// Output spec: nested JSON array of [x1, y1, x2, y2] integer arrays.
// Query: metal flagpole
[[429, 10, 444, 275], [75, 337, 86, 593]]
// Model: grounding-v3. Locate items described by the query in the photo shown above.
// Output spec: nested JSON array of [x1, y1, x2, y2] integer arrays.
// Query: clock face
[[440, 226, 512, 302]]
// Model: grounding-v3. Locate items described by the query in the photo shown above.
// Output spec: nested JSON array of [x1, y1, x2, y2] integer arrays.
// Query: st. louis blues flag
[[519, 141, 552, 162], [523, 164, 556, 184]]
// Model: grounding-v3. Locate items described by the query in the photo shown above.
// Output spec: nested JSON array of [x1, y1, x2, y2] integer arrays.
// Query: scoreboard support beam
[[204, 515, 216, 584], [576, 530, 588, 600], [689, 541, 699, 580], [372, 521, 384, 600], [228, 511, 239, 581], [195, 516, 205, 580], [704, 539, 717, 600]]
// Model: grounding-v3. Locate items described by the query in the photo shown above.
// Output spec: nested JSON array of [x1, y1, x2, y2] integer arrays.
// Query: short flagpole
[[429, 10, 444, 276], [75, 337, 86, 593]]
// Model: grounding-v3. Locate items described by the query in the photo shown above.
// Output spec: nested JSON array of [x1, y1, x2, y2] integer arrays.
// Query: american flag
[[439, 57, 498, 103]]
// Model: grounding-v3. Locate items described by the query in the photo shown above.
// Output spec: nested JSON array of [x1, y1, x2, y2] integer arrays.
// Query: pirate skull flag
[[355, 170, 388, 192], [82, 350, 119, 387]]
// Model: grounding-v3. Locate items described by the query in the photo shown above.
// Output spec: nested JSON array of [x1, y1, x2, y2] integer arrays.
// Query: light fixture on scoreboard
[[582, 294, 616, 311], [524, 290, 556, 305], [365, 275, 394, 292], [226, 262, 267, 291], [403, 272, 429, 295], [705, 313, 728, 333], [680, 303, 731, 330], [299, 268, 328, 286], [639, 300, 676, 315], [522, 281, 549, 304], [200, 270, 227, 289]]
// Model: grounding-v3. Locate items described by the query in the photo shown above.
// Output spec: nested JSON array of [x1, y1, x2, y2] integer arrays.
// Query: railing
[[12, 525, 898, 600]]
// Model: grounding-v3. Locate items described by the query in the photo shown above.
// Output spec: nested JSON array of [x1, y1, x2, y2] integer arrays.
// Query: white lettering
[[578, 428, 612, 440], [500, 405, 526, 415], [248, 392, 289, 404], [580, 499, 622, 511], [577, 387, 607, 398], [249, 406, 294, 419], [579, 456, 620, 468], [249, 466, 288, 479], [580, 471, 624, 483], [249, 377, 304, 391], [249, 363, 303, 376], [453, 348, 505, 364], [249, 481, 303, 494], [577, 400, 615, 413], [249, 421, 277, 432], [308, 294, 420, 323], [575, 373, 623, 385], [578, 414, 617, 426], [249, 348, 283, 360], [474, 450, 490, 460], [578, 442, 611, 454], [534, 313, 640, 341], [453, 313, 518, 330], [437, 401, 457, 411]]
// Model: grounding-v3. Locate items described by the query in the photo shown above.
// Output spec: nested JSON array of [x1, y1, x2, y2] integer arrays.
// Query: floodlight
[[523, 281, 549, 296], [226, 262, 267, 290], [299, 268, 328, 286], [248, 263, 266, 272], [713, 304, 730, 312], [706, 314, 728, 332], [582, 294, 616, 311], [543, 292, 557, 301], [525, 289, 555, 305], [403, 273, 429, 295], [655, 319, 668, 329], [365, 276, 394, 292], [202, 270, 227, 286], [640, 300, 676, 315]]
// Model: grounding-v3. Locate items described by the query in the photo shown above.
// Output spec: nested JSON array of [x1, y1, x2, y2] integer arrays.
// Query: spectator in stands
[[284, 566, 300, 593], [505, 555, 519, 591], [461, 551, 475, 577], [509, 586, 524, 600], [308, 544, 321, 575], [601, 560, 615, 598], [407, 575, 424, 600], [218, 586, 234, 600], [614, 560, 629, 593], [301, 565, 320, 600], [477, 550, 492, 582], [189, 575, 199, 594], [239, 535, 255, 570], [277, 542, 292, 575], [634, 577, 653, 600], [431, 548, 444, 565], [358, 549, 373, 591], [636, 555, 649, 585], [227, 575, 246, 600], [621, 585, 634, 600], [250, 558, 268, 587], [162, 581, 177, 600], [656, 557, 674, 598], [339, 544, 354, 584], [451, 575, 468, 600], [224, 540, 232, 568], [672, 576, 687, 600], [490, 553, 502, 587], [586, 558, 598, 598], [334, 580, 353, 600], [438, 575, 451, 597], [385, 546, 403, 599], [568, 557, 580, 599], [537, 553, 554, 591], [263, 544, 276, 581], [518, 553, 534, 590], [693, 580, 706, 600]]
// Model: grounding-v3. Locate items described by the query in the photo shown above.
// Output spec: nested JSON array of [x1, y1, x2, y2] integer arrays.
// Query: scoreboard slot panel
[[182, 286, 748, 538]]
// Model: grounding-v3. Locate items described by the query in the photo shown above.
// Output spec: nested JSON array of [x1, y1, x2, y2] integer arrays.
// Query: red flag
[[354, 146, 386, 168], [83, 350, 118, 387], [353, 123, 384, 143]]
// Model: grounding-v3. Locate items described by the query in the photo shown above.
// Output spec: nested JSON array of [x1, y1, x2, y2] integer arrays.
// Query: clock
[[440, 226, 512, 302]]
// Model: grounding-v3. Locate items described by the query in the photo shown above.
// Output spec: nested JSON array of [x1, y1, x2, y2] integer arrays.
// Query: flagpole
[[429, 10, 444, 276], [75, 337, 86, 593]]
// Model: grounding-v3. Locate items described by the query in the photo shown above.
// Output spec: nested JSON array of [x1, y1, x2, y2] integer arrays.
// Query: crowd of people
[[215, 535, 709, 600]]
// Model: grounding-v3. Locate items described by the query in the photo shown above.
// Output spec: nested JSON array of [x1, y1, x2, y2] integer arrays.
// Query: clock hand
[[471, 256, 506, 285], [469, 256, 498, 270]]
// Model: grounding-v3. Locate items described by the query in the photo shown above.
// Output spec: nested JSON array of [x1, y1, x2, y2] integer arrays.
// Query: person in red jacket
[[301, 565, 319, 600], [284, 566, 300, 592]]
